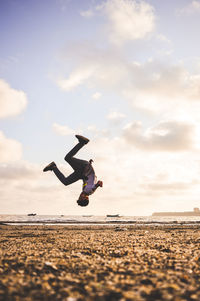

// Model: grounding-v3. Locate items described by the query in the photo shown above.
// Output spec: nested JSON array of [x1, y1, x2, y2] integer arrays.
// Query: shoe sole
[[43, 162, 55, 172], [75, 135, 90, 144]]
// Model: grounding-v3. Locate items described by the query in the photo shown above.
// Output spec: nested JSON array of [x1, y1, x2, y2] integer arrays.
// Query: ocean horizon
[[1, 214, 200, 225]]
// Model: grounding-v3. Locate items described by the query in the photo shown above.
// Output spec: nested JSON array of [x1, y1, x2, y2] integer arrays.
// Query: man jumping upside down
[[43, 135, 103, 207]]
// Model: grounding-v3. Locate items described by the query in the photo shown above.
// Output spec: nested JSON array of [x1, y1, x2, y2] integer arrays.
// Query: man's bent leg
[[64, 142, 85, 163], [64, 135, 89, 163], [53, 166, 80, 186], [64, 142, 89, 173], [64, 135, 89, 173], [66, 157, 88, 173]]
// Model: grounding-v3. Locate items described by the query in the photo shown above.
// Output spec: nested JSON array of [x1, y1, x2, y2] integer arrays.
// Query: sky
[[1, 0, 200, 216]]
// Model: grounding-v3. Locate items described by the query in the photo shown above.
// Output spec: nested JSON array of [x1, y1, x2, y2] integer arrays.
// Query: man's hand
[[97, 180, 103, 187]]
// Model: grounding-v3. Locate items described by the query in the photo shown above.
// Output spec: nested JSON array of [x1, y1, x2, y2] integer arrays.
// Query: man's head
[[77, 192, 89, 207]]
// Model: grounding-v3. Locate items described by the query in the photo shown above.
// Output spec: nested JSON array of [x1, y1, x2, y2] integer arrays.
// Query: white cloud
[[107, 111, 126, 123], [80, 9, 94, 18], [191, 0, 200, 8], [102, 0, 155, 44], [0, 160, 74, 214], [0, 131, 22, 162], [57, 67, 95, 91], [59, 0, 72, 12], [53, 123, 75, 136], [141, 179, 198, 194], [122, 60, 200, 115], [156, 34, 171, 44], [179, 0, 200, 15], [87, 125, 110, 138], [57, 46, 132, 92], [85, 134, 200, 214], [0, 79, 27, 118], [0, 161, 38, 180], [53, 122, 109, 138], [122, 120, 196, 151], [92, 92, 102, 100], [80, 0, 156, 45], [57, 46, 200, 119]]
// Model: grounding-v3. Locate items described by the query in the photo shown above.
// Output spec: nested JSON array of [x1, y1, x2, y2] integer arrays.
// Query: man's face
[[79, 191, 89, 201]]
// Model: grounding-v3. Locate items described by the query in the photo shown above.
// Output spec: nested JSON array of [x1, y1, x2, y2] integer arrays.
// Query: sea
[[0, 214, 200, 226]]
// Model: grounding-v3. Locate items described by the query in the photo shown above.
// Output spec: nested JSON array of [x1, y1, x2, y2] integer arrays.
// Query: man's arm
[[91, 180, 103, 193]]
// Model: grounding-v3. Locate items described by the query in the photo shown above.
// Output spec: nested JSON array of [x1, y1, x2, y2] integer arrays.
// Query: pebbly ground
[[0, 225, 200, 301]]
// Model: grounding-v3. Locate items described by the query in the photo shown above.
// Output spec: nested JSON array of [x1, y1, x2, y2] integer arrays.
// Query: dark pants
[[53, 142, 88, 186]]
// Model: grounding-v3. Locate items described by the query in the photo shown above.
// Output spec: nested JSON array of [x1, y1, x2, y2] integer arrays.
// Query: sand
[[0, 224, 200, 301]]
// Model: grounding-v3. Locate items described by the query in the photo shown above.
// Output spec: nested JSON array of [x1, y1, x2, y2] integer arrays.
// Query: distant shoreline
[[1, 222, 200, 230], [152, 207, 200, 216]]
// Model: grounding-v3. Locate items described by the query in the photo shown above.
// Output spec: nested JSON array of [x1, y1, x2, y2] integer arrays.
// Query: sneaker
[[75, 135, 90, 144], [43, 161, 56, 172]]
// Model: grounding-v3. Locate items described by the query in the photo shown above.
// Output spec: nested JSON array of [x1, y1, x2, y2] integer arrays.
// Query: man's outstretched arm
[[91, 180, 103, 193]]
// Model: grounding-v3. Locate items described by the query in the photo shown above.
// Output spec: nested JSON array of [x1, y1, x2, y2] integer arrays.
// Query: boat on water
[[152, 207, 200, 216], [106, 214, 120, 218], [27, 213, 37, 216]]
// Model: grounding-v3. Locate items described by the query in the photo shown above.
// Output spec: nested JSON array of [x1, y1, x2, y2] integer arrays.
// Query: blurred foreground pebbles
[[0, 224, 200, 300]]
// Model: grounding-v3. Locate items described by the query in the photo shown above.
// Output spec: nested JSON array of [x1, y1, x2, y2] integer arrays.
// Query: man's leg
[[43, 135, 90, 182], [64, 142, 85, 163], [64, 135, 89, 172], [52, 166, 80, 186], [64, 135, 89, 161]]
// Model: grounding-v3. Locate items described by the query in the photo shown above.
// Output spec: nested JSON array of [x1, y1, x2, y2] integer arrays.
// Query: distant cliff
[[152, 207, 200, 216]]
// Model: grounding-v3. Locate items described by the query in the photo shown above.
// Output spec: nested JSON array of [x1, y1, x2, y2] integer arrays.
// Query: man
[[43, 135, 103, 206]]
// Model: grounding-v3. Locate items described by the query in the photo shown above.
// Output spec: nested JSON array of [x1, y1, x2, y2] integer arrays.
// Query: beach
[[0, 224, 200, 301]]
